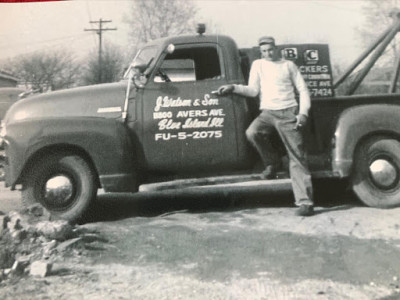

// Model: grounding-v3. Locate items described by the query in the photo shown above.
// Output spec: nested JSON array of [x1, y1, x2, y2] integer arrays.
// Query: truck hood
[[4, 81, 134, 124]]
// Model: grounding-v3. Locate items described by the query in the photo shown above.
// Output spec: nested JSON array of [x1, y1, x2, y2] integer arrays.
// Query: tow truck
[[2, 14, 400, 222]]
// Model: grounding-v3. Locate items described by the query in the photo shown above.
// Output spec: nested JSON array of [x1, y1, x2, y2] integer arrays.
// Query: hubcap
[[369, 158, 398, 189], [44, 175, 74, 206]]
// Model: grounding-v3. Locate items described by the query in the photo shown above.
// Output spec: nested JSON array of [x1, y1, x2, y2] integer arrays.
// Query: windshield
[[124, 46, 158, 79]]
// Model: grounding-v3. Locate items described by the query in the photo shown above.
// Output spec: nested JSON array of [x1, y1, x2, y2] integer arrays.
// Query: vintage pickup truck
[[2, 18, 400, 222]]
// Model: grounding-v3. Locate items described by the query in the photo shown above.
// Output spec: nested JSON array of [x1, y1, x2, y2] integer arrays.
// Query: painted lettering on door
[[153, 94, 225, 141]]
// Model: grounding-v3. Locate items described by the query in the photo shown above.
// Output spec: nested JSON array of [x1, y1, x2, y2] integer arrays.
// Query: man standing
[[218, 36, 313, 216]]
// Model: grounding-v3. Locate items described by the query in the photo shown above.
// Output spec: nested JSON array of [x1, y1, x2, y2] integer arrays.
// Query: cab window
[[134, 46, 157, 68], [154, 45, 222, 82]]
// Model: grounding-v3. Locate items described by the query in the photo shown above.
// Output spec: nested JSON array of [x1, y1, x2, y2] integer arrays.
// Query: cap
[[258, 36, 275, 46]]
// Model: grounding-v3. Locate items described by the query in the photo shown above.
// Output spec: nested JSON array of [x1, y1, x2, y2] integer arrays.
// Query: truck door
[[140, 43, 238, 173]]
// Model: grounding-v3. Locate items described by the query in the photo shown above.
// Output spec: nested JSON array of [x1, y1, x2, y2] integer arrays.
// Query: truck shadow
[[85, 179, 361, 223]]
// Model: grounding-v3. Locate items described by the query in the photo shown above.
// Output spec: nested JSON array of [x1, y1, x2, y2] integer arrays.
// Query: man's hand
[[217, 84, 234, 95], [295, 114, 308, 130]]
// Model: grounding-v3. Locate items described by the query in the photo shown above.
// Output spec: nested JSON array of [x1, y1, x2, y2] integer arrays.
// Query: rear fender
[[333, 104, 400, 177]]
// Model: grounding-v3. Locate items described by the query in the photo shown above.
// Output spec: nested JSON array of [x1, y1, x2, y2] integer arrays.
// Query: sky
[[0, 0, 374, 68]]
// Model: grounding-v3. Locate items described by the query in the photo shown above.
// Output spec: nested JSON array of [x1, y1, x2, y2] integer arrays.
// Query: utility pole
[[84, 19, 117, 83]]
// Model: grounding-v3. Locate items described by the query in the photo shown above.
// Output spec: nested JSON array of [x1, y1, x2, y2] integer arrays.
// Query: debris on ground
[[0, 205, 107, 283], [29, 261, 53, 277]]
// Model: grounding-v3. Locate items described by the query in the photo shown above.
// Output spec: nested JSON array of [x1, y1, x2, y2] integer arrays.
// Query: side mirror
[[133, 74, 148, 88], [132, 62, 148, 74], [127, 65, 147, 88]]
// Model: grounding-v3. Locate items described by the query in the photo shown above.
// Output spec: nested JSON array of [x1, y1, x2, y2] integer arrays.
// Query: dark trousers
[[246, 106, 313, 205]]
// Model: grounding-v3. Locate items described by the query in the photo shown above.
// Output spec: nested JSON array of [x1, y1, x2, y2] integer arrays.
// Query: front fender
[[4, 117, 138, 192], [333, 104, 400, 177]]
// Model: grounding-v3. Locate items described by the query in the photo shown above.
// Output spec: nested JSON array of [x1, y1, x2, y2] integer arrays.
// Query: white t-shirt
[[234, 59, 311, 116]]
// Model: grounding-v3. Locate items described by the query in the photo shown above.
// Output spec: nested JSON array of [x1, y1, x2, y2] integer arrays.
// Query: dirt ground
[[0, 180, 400, 299]]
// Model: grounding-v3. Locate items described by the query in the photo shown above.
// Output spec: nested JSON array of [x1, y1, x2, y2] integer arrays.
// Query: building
[[0, 70, 19, 88]]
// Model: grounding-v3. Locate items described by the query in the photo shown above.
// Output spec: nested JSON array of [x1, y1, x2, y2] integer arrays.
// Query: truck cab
[[126, 34, 255, 177]]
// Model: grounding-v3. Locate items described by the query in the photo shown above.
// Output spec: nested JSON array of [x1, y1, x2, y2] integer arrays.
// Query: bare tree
[[126, 0, 197, 45], [81, 44, 126, 85], [357, 0, 400, 59], [4, 50, 81, 92], [349, 1, 400, 94]]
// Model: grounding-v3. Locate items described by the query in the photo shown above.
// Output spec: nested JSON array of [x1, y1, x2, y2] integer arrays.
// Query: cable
[[0, 32, 91, 49], [85, 0, 97, 47], [0, 34, 94, 59]]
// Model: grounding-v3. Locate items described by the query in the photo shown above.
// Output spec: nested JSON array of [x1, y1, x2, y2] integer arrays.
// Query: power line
[[0, 34, 94, 62], [84, 0, 97, 47], [84, 18, 117, 82], [0, 32, 89, 49]]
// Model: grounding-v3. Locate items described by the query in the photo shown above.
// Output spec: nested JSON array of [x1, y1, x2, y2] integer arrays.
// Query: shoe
[[295, 204, 314, 216], [261, 165, 277, 180]]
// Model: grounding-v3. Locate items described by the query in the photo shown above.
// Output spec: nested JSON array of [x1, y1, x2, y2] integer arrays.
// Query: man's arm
[[218, 61, 260, 97], [288, 61, 311, 130], [289, 61, 311, 116]]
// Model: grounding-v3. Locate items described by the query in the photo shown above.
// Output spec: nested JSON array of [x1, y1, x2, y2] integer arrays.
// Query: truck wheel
[[22, 153, 97, 223], [351, 136, 400, 208]]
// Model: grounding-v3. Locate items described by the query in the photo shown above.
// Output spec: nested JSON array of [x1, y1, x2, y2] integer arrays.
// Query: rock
[[35, 220, 73, 241], [15, 254, 32, 264], [0, 248, 15, 269], [11, 229, 27, 243], [0, 215, 10, 235], [7, 212, 22, 231], [21, 204, 51, 221], [8, 211, 22, 220], [56, 237, 83, 252], [0, 215, 9, 227], [11, 257, 31, 276], [0, 270, 5, 281], [26, 204, 44, 217], [7, 211, 32, 234], [30, 261, 52, 277], [24, 224, 37, 235], [11, 260, 26, 276], [42, 209, 52, 221], [42, 240, 58, 258]]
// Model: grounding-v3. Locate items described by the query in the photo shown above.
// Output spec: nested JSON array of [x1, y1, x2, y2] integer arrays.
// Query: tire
[[22, 153, 97, 223], [351, 136, 400, 208]]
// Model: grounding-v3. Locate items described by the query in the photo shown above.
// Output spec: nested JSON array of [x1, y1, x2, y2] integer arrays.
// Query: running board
[[139, 173, 291, 192]]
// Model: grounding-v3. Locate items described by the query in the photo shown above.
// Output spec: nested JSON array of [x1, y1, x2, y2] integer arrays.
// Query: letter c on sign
[[305, 50, 319, 63]]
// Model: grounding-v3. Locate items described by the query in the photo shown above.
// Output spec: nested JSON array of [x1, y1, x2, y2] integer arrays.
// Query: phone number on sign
[[155, 130, 223, 141]]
